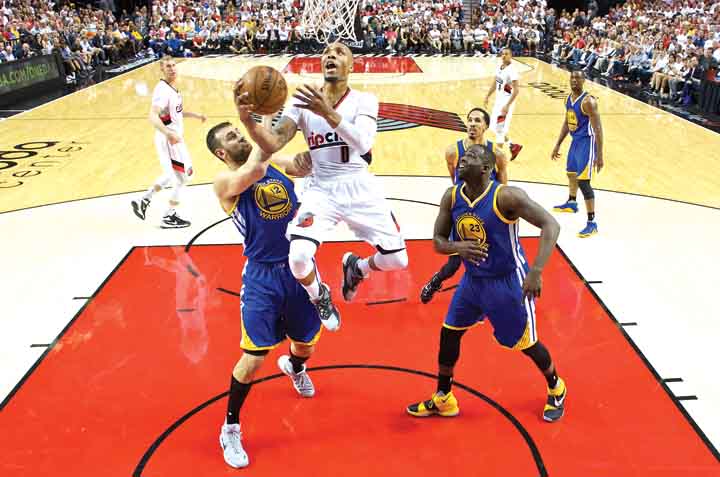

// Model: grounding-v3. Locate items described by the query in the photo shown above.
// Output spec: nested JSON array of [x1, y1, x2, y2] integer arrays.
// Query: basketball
[[238, 66, 288, 115]]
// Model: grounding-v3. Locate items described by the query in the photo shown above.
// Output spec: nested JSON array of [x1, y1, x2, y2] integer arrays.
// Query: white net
[[301, 0, 363, 45]]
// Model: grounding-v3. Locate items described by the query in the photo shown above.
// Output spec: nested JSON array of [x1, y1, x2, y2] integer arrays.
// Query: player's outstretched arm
[[182, 111, 207, 122], [213, 148, 273, 200], [497, 186, 560, 297]]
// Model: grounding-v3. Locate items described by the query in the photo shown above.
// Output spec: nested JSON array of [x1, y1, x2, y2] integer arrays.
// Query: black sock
[[588, 212, 595, 222], [289, 352, 308, 373], [437, 255, 462, 282], [569, 195, 577, 202], [437, 374, 453, 394], [521, 341, 558, 389], [226, 376, 252, 425], [545, 369, 559, 389]]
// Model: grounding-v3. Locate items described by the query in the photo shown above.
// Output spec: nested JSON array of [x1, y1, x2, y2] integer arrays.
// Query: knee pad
[[578, 179, 594, 200], [288, 238, 318, 279], [373, 248, 408, 271], [438, 326, 465, 367]]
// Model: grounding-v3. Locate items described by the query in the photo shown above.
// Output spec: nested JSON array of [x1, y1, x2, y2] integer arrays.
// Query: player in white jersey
[[236, 42, 408, 330], [131, 57, 207, 228], [484, 48, 524, 161]]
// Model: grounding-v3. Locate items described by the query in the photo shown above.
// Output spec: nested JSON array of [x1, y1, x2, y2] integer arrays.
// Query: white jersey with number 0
[[282, 88, 379, 180]]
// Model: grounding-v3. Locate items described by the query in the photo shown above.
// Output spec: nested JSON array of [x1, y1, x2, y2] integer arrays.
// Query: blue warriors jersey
[[226, 164, 297, 263], [451, 181, 527, 277], [566, 92, 593, 138], [454, 139, 497, 184]]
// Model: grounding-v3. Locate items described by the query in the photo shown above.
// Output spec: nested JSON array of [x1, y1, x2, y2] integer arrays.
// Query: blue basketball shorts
[[566, 135, 597, 180], [240, 260, 322, 351], [444, 267, 537, 350]]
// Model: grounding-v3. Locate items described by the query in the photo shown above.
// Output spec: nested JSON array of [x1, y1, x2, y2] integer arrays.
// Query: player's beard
[[229, 144, 252, 166]]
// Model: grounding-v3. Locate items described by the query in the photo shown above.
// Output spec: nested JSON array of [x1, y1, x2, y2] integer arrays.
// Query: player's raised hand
[[522, 268, 542, 299], [454, 241, 489, 266], [293, 84, 333, 118], [233, 80, 255, 122]]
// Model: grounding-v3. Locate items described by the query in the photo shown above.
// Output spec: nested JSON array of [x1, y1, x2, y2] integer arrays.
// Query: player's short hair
[[465, 143, 496, 169], [467, 107, 490, 126], [206, 122, 232, 160]]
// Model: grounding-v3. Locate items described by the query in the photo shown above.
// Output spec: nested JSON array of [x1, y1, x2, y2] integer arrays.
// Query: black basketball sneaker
[[131, 198, 150, 220], [161, 213, 191, 229]]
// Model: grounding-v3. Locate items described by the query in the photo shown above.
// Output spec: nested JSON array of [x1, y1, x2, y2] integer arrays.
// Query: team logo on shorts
[[296, 212, 314, 228], [254, 179, 292, 220], [566, 110, 579, 132], [455, 213, 487, 245]]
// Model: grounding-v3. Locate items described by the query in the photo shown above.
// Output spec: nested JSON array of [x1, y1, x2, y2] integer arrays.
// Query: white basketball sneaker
[[277, 354, 315, 397], [219, 422, 249, 468]]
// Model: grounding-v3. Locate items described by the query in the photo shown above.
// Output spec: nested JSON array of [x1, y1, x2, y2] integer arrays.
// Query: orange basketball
[[238, 66, 288, 115]]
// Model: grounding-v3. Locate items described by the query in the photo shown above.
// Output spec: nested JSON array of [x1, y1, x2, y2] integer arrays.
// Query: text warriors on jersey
[[253, 178, 292, 220]]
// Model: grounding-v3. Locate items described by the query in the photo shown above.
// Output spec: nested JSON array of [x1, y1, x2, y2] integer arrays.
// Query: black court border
[[0, 247, 135, 411], [554, 245, 719, 462]]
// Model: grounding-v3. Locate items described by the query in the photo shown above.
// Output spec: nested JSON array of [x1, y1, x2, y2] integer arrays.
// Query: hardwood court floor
[[0, 55, 719, 212]]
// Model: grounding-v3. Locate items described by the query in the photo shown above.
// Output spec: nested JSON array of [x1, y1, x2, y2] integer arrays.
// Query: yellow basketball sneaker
[[543, 377, 567, 422], [407, 391, 460, 417]]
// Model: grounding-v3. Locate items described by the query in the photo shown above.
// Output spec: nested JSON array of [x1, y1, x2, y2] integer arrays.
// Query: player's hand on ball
[[293, 85, 333, 118], [233, 80, 255, 121], [522, 268, 542, 299], [455, 241, 488, 266]]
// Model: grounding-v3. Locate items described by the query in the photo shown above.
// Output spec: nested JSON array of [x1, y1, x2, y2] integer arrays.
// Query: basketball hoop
[[301, 0, 363, 45]]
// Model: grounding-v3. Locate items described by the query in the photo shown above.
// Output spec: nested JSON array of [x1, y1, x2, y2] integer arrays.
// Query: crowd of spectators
[[550, 0, 720, 104], [1, 0, 719, 108]]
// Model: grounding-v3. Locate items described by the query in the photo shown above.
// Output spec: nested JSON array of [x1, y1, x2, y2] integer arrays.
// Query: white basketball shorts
[[286, 172, 405, 253]]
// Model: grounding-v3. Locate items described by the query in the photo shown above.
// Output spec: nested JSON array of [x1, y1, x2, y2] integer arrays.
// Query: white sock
[[303, 274, 321, 301], [142, 187, 157, 201], [357, 258, 371, 277], [165, 208, 176, 217]]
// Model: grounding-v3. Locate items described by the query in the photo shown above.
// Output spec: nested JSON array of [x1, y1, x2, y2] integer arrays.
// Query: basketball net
[[301, 0, 363, 45]]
